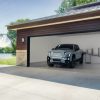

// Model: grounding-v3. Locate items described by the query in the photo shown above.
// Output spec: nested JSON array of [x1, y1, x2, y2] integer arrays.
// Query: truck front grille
[[53, 59, 61, 62]]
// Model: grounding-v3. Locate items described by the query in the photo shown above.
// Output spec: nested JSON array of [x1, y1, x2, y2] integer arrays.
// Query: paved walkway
[[0, 72, 100, 100]]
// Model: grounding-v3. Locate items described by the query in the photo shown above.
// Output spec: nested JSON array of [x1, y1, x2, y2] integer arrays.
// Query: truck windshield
[[55, 44, 73, 50]]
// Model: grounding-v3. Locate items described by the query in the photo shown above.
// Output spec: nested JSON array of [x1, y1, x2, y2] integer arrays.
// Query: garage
[[7, 2, 100, 67], [29, 31, 100, 67], [30, 35, 60, 66]]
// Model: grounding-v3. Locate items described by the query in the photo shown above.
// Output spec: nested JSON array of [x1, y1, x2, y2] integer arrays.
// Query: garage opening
[[29, 35, 60, 67], [28, 32, 100, 67]]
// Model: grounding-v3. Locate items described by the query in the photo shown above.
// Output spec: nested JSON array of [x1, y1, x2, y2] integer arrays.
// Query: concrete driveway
[[0, 64, 100, 90], [0, 64, 100, 100], [0, 72, 99, 100]]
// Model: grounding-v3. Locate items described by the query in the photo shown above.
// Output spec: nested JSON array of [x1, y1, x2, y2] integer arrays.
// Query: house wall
[[17, 18, 100, 50], [16, 50, 27, 66], [16, 18, 100, 66]]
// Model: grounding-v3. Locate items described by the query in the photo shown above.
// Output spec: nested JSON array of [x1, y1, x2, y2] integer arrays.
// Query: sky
[[0, 0, 62, 33]]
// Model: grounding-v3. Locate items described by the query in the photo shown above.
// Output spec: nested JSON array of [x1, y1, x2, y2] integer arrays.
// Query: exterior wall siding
[[17, 18, 100, 50]]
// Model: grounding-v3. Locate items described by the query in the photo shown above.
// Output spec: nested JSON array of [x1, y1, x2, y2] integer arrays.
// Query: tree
[[7, 19, 30, 54], [56, 0, 76, 14], [10, 19, 30, 25], [7, 30, 16, 53], [56, 0, 98, 14], [76, 0, 97, 6]]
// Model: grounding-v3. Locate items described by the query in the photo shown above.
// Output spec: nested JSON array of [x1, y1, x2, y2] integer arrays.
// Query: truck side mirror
[[52, 48, 55, 50]]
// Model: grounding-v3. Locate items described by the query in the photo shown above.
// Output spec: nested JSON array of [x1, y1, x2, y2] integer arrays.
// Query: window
[[74, 45, 80, 51]]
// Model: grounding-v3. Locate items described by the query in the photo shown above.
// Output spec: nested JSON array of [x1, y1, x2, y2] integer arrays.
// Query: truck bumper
[[50, 58, 71, 65]]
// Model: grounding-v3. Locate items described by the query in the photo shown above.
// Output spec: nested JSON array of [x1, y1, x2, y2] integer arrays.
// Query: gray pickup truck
[[47, 44, 84, 68]]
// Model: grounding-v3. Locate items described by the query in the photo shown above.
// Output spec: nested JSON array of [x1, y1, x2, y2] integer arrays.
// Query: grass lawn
[[0, 56, 16, 65]]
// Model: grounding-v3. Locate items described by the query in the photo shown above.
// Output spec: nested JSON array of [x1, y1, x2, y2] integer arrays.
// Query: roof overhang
[[7, 10, 100, 31]]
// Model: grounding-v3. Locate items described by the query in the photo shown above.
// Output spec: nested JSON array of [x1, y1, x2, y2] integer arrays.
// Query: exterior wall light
[[22, 37, 25, 43]]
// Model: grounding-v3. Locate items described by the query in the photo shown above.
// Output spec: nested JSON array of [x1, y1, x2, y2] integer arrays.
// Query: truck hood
[[51, 49, 73, 53], [49, 49, 73, 58]]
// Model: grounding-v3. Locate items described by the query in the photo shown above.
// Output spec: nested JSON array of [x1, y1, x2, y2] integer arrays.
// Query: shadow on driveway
[[0, 64, 100, 90]]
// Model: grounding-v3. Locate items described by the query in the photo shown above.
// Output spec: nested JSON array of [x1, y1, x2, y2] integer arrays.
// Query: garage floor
[[0, 64, 100, 90]]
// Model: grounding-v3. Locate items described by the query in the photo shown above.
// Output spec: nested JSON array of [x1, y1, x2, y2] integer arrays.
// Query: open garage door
[[29, 32, 100, 67]]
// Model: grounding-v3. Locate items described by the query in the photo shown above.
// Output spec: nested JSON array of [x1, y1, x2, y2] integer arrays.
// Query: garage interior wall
[[60, 32, 100, 54], [30, 31, 100, 65], [30, 36, 60, 63]]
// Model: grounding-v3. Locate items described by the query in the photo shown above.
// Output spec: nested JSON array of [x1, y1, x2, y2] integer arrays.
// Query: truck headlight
[[68, 53, 71, 57], [48, 52, 51, 56], [48, 51, 54, 56], [64, 52, 71, 57], [64, 52, 67, 55]]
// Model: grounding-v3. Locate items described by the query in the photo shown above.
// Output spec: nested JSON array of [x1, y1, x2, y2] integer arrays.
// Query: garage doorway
[[28, 32, 100, 67], [29, 35, 60, 67]]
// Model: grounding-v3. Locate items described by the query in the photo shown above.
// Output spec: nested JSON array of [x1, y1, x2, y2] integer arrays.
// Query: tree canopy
[[56, 0, 98, 14], [10, 19, 30, 25]]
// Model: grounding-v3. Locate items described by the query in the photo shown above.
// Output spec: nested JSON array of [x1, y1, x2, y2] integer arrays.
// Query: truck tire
[[69, 56, 76, 68], [79, 55, 83, 64], [47, 56, 54, 67]]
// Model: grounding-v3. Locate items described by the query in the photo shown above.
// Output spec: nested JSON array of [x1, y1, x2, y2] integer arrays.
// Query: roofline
[[8, 1, 100, 27], [7, 2, 100, 30], [8, 15, 100, 30]]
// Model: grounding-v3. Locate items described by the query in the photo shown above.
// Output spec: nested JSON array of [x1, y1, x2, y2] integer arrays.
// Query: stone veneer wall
[[16, 50, 27, 66]]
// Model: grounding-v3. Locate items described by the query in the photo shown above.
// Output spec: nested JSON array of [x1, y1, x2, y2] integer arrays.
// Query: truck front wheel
[[79, 55, 83, 64], [69, 56, 76, 68], [47, 56, 54, 67]]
